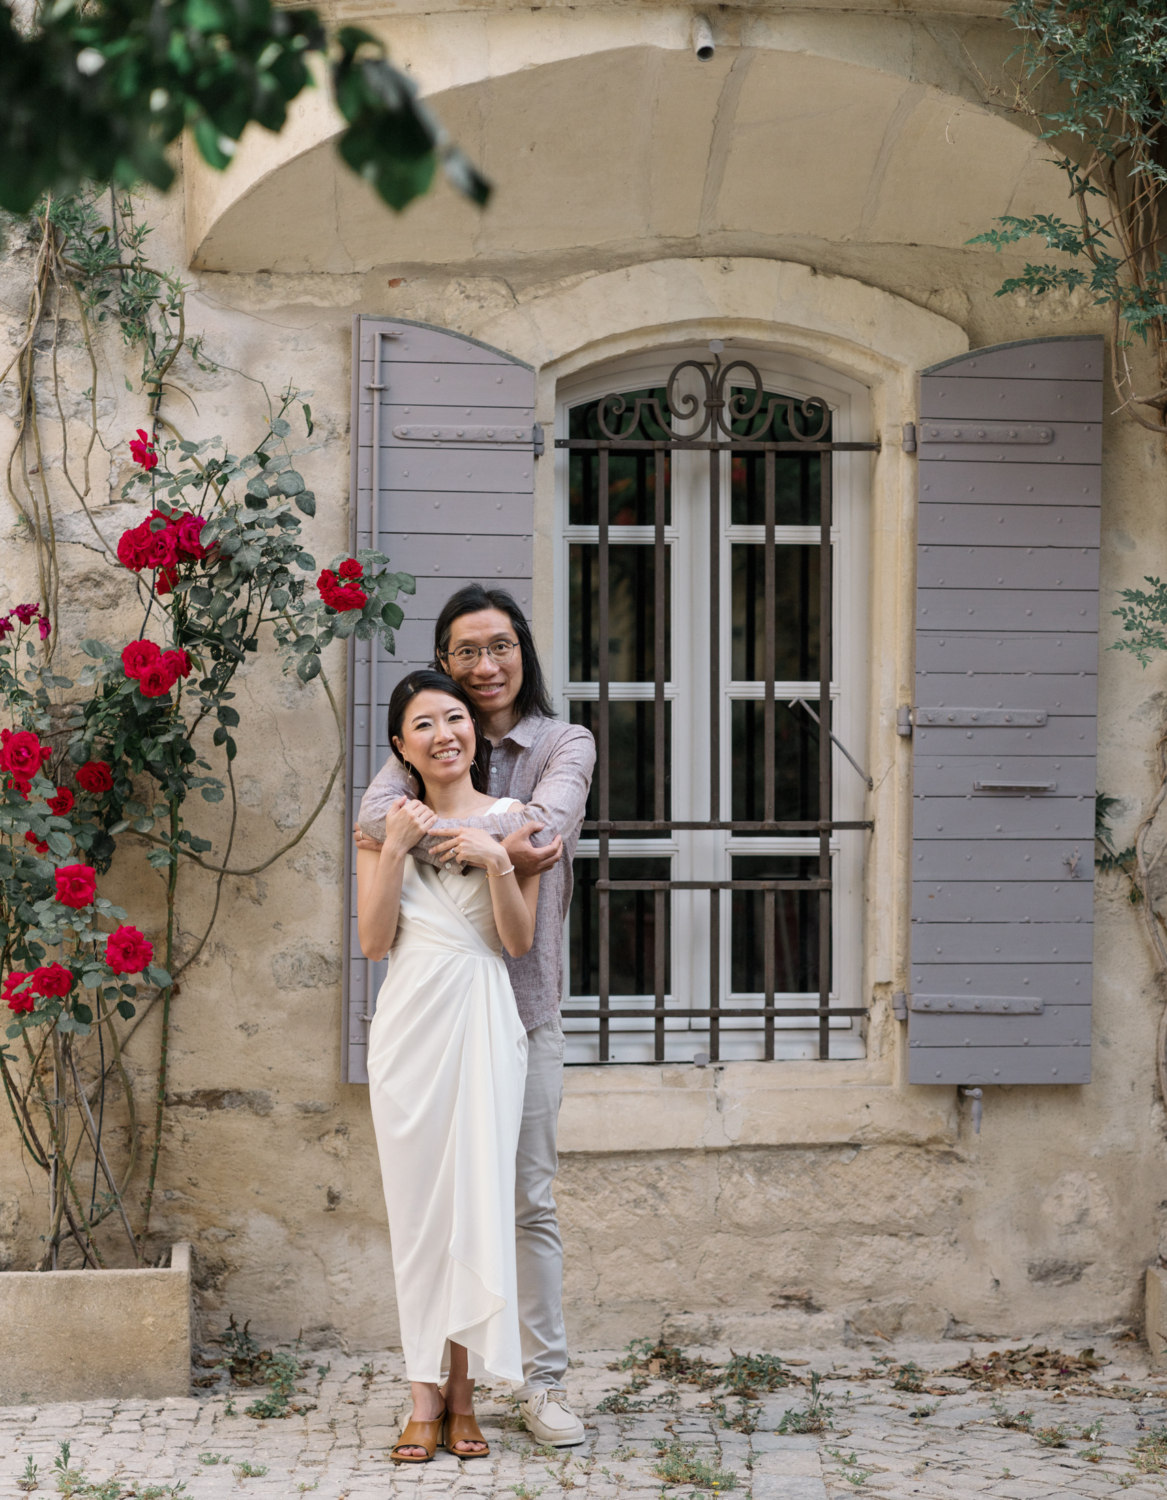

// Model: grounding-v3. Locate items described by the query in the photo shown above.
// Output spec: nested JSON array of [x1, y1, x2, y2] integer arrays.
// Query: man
[[356, 583, 595, 1446]]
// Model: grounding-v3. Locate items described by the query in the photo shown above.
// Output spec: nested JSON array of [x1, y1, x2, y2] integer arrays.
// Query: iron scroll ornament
[[594, 351, 831, 444]]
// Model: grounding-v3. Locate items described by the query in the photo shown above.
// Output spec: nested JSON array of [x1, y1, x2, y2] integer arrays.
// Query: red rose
[[117, 523, 151, 573], [144, 526, 178, 571], [175, 513, 207, 560], [6, 776, 30, 800], [0, 617, 12, 639], [31, 962, 73, 998], [48, 787, 74, 816], [161, 648, 192, 680], [129, 429, 158, 471], [24, 830, 48, 855], [138, 663, 175, 698], [316, 569, 367, 612], [54, 864, 96, 909], [105, 924, 154, 976], [3, 972, 35, 1014], [12, 603, 39, 624], [338, 558, 363, 581], [121, 639, 161, 679], [37, 617, 51, 641], [76, 761, 113, 794], [0, 729, 51, 781]]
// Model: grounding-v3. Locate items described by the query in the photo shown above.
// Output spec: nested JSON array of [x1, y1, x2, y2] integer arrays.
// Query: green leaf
[[246, 477, 270, 499], [244, 492, 269, 511], [296, 653, 321, 682], [147, 965, 173, 987], [45, 831, 72, 856], [217, 705, 240, 726], [381, 600, 404, 629], [80, 638, 110, 658], [295, 552, 316, 570], [73, 1002, 93, 1025], [277, 469, 305, 496], [201, 785, 225, 802], [295, 491, 316, 517], [116, 999, 137, 1020], [302, 403, 314, 436]]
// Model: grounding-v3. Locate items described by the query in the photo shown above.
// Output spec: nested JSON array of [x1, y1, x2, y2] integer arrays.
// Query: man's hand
[[502, 820, 563, 878], [353, 822, 384, 853]]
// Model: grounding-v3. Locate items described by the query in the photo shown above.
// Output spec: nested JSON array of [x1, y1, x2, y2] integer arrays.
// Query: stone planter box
[[0, 1242, 192, 1405]]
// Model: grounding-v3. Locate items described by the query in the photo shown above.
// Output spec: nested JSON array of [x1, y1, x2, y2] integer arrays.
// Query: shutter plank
[[343, 317, 537, 1085], [918, 588, 1096, 630], [912, 881, 1094, 922], [918, 546, 1098, 590], [920, 461, 1099, 504], [913, 756, 1095, 797], [913, 1047, 1089, 1085], [912, 797, 1093, 840], [921, 377, 1102, 422], [926, 337, 1103, 381], [920, 505, 1099, 549], [909, 336, 1101, 1087], [917, 631, 1097, 674]]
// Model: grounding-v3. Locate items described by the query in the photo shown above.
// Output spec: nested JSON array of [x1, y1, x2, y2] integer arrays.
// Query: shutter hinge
[[892, 991, 907, 1021], [533, 421, 545, 458], [902, 422, 917, 453], [896, 705, 913, 738], [961, 1087, 983, 1134], [911, 993, 1044, 1015], [918, 422, 1053, 446], [915, 706, 1047, 727]]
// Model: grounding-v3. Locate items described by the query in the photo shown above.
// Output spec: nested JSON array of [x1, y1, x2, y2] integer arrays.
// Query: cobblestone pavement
[[4, 1336, 1167, 1500]]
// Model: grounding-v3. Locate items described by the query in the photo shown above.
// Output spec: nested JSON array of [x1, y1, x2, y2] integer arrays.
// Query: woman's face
[[393, 690, 477, 788]]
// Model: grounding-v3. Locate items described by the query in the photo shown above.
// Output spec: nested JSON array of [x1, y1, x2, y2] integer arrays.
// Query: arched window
[[554, 344, 874, 1063]]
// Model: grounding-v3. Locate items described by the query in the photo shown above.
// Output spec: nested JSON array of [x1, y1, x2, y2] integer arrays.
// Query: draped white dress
[[367, 799, 529, 1384]]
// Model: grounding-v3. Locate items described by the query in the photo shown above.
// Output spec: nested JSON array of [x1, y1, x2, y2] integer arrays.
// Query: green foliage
[[16, 1455, 38, 1492], [650, 1441, 738, 1490], [721, 1351, 794, 1392], [776, 1371, 834, 1434], [969, 2, 1167, 354], [0, 0, 487, 217], [891, 1360, 925, 1394], [990, 1395, 1034, 1431], [825, 1448, 875, 1488], [51, 1439, 188, 1498]]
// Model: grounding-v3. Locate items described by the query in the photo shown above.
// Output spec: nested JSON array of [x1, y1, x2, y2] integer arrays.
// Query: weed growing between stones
[[233, 1462, 268, 1479], [195, 1454, 226, 1466], [990, 1396, 1033, 1432], [51, 1442, 188, 1499], [650, 1441, 738, 1490], [1132, 1426, 1167, 1475], [776, 1372, 834, 1434], [825, 1447, 874, 1488], [891, 1361, 925, 1393], [721, 1352, 794, 1393], [16, 1457, 38, 1493], [1033, 1424, 1071, 1448], [206, 1317, 315, 1418], [509, 1485, 545, 1500]]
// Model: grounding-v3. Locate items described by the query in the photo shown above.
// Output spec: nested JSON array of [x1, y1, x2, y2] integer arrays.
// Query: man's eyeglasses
[[442, 639, 520, 668]]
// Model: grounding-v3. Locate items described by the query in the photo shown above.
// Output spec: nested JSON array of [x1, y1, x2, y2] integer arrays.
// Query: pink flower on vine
[[130, 429, 158, 471]]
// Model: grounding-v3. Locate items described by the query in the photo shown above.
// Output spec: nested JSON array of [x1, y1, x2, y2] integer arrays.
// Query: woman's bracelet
[[488, 864, 516, 878]]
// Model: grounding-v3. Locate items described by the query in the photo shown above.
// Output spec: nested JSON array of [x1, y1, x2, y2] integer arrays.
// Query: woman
[[357, 669, 539, 1464]]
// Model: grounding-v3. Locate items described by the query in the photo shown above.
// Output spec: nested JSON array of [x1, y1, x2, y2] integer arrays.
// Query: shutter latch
[[896, 705, 913, 738], [533, 422, 545, 458]]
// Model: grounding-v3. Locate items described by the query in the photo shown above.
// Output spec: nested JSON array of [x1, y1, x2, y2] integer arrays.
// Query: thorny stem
[[141, 798, 181, 1240], [68, 1051, 140, 1260]]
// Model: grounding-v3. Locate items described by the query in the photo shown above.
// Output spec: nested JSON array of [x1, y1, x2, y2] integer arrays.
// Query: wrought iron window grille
[[557, 348, 879, 1063]]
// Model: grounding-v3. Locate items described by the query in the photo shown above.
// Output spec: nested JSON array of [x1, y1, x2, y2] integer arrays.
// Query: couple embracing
[[355, 585, 595, 1464]]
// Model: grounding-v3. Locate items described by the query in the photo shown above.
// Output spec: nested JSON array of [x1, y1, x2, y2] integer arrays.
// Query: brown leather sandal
[[390, 1408, 447, 1464], [445, 1411, 490, 1458]]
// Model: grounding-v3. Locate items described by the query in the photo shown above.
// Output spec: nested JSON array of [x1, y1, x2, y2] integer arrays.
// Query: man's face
[[441, 608, 524, 720]]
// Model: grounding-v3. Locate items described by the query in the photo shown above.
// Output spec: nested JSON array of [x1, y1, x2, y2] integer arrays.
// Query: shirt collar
[[493, 712, 543, 751]]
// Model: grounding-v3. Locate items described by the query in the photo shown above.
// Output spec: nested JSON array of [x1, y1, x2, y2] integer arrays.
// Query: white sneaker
[[519, 1389, 585, 1446]]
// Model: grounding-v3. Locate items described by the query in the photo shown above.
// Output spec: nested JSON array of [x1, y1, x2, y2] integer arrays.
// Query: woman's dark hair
[[433, 584, 555, 720], [386, 670, 492, 802]]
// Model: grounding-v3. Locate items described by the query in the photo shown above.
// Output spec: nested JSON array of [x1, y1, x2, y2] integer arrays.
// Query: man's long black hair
[[386, 669, 492, 802], [433, 584, 555, 720]]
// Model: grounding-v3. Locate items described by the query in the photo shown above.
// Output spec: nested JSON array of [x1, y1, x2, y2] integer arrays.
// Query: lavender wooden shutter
[[342, 317, 537, 1083], [909, 336, 1102, 1086]]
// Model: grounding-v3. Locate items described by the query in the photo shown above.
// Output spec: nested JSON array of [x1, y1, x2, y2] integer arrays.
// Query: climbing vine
[[0, 189, 413, 1266]]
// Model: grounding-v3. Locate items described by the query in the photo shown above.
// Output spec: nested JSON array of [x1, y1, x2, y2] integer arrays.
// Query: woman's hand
[[430, 826, 511, 875], [380, 796, 437, 858]]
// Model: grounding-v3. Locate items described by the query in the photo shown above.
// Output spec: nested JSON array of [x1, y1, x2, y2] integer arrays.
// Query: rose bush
[[0, 386, 413, 1270]]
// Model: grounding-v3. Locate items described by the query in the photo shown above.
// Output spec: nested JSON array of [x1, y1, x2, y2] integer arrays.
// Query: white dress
[[367, 799, 529, 1384]]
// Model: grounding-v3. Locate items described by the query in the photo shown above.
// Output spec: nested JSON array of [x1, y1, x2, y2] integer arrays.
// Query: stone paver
[[3, 1336, 1167, 1499]]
